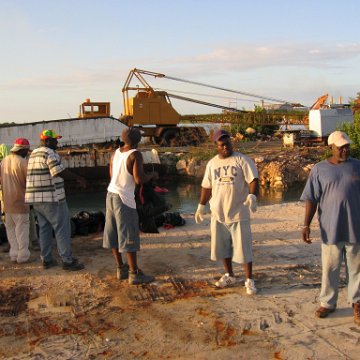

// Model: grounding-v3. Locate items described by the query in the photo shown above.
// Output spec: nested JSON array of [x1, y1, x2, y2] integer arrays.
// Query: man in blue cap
[[195, 129, 259, 294]]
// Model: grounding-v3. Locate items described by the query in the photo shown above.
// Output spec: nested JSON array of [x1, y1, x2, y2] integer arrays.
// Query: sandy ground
[[0, 202, 359, 360]]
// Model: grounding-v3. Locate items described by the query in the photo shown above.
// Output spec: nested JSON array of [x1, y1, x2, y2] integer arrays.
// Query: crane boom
[[310, 93, 328, 110], [127, 68, 296, 105], [166, 92, 246, 113], [164, 75, 294, 104]]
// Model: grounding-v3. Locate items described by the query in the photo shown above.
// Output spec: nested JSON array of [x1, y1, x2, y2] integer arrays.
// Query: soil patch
[[0, 203, 358, 359]]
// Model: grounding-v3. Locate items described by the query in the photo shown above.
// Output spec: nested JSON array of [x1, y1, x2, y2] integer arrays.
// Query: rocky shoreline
[[160, 144, 327, 189], [61, 142, 327, 193]]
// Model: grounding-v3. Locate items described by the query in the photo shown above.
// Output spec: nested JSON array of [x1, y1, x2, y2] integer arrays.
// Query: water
[[66, 181, 304, 216]]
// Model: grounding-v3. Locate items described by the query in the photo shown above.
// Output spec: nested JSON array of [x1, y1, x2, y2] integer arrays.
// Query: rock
[[245, 127, 256, 134], [256, 155, 314, 189], [303, 164, 314, 172], [187, 159, 197, 177], [176, 159, 187, 170], [235, 133, 245, 141], [254, 156, 264, 163], [273, 180, 285, 189], [167, 145, 324, 189], [176, 159, 187, 175]]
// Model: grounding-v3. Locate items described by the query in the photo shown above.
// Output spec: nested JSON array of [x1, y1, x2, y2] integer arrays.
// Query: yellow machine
[[121, 68, 208, 146], [120, 68, 307, 146], [122, 69, 179, 126], [81, 68, 310, 146], [79, 99, 111, 118]]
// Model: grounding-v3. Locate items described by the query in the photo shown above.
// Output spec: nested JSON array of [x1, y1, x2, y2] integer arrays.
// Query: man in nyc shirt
[[195, 130, 259, 294]]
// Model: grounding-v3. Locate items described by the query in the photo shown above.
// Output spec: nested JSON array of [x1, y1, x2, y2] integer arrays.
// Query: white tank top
[[107, 148, 137, 208]]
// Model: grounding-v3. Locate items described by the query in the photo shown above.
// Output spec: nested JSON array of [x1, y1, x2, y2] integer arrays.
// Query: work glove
[[195, 204, 206, 224], [243, 194, 257, 213]]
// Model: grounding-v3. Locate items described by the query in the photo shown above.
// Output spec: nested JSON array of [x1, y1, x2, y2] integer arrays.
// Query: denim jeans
[[33, 201, 73, 263], [103, 192, 140, 253], [320, 242, 360, 308]]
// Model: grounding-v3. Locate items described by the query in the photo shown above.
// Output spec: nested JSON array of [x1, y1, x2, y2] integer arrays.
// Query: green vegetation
[[341, 119, 360, 158], [339, 92, 360, 158], [229, 123, 278, 141], [181, 146, 217, 161], [183, 109, 306, 128]]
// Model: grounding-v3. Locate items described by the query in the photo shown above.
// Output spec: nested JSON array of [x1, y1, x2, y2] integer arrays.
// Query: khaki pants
[[5, 212, 31, 263]]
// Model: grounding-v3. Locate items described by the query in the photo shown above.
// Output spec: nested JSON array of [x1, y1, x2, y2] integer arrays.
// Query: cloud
[[2, 69, 124, 90], [179, 42, 360, 71], [2, 42, 360, 92]]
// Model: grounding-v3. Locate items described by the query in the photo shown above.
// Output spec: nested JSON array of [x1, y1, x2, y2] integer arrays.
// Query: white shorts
[[210, 217, 253, 264]]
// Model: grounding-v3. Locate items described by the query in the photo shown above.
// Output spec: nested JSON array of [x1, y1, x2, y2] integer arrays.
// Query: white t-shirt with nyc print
[[201, 152, 258, 223]]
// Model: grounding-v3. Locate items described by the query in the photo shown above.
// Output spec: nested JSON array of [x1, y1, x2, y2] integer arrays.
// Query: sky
[[1, 0, 360, 123]]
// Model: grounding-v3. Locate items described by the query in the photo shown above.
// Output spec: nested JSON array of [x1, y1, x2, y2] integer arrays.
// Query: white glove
[[195, 204, 206, 224], [243, 194, 257, 213]]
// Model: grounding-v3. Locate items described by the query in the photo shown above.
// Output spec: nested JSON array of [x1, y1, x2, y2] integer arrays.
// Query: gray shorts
[[210, 217, 253, 264], [103, 192, 140, 252]]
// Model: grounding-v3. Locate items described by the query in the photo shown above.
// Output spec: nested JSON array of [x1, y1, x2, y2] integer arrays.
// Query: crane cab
[[124, 90, 180, 126]]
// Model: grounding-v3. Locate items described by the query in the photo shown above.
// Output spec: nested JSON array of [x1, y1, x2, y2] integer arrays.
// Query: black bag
[[163, 212, 186, 227], [135, 183, 170, 233], [71, 211, 105, 236]]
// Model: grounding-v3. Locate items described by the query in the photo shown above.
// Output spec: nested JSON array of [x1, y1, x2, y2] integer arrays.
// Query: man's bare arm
[[199, 187, 212, 205], [302, 200, 318, 244], [249, 178, 259, 196], [130, 151, 157, 184]]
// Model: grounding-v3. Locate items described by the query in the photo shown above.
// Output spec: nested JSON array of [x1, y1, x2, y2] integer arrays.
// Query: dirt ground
[[0, 202, 359, 360]]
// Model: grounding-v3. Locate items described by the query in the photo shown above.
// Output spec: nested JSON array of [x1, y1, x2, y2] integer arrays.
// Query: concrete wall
[[0, 117, 128, 149]]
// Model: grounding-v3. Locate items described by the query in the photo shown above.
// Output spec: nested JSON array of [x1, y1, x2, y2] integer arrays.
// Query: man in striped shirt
[[25, 129, 84, 271]]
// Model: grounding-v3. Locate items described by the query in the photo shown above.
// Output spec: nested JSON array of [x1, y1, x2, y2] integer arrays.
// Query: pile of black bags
[[71, 211, 105, 236]]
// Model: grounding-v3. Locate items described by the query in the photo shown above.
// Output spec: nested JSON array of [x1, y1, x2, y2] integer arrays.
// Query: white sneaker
[[215, 273, 236, 288], [245, 278, 257, 295]]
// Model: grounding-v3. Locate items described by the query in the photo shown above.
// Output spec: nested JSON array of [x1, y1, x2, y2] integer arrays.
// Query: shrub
[[340, 116, 360, 159]]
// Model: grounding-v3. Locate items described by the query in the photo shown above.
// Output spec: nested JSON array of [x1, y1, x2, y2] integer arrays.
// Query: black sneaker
[[43, 259, 58, 269], [128, 269, 155, 285], [62, 258, 85, 271], [117, 263, 129, 280]]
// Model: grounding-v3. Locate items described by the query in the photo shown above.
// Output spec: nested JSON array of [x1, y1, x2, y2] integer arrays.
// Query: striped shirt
[[25, 146, 66, 203]]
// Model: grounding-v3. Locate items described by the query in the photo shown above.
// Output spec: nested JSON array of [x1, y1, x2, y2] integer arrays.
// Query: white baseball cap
[[328, 131, 351, 147]]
